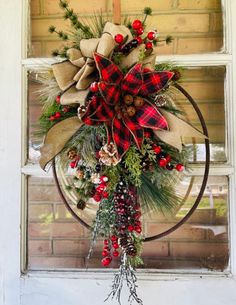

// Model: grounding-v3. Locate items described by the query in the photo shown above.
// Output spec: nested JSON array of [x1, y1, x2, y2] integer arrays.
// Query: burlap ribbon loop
[[154, 109, 207, 151], [52, 22, 133, 105]]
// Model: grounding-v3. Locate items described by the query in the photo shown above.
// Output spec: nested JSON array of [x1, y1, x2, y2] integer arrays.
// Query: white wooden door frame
[[1, 1, 236, 305]]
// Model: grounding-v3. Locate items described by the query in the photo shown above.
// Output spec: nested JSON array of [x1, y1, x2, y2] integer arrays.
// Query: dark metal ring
[[52, 83, 210, 241]]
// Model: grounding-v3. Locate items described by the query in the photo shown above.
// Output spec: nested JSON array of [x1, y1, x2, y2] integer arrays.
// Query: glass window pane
[[173, 66, 226, 162], [29, 0, 224, 57], [28, 175, 229, 271]]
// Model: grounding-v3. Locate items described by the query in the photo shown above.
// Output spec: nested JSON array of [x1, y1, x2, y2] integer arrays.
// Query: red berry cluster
[[113, 19, 158, 55], [132, 19, 156, 50], [101, 235, 120, 267], [112, 179, 142, 257], [152, 144, 184, 171], [49, 95, 70, 121], [93, 175, 109, 202]]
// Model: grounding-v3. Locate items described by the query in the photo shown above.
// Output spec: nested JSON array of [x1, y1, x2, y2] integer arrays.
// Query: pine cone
[[126, 244, 137, 257], [77, 200, 86, 210]]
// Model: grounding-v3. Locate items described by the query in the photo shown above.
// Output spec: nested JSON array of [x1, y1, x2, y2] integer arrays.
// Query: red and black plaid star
[[82, 53, 174, 159]]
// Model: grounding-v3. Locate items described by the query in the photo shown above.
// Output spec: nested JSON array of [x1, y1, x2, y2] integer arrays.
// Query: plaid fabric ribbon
[[82, 53, 174, 158]]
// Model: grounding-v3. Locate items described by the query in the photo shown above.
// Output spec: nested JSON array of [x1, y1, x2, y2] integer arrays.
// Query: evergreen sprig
[[143, 7, 152, 25], [124, 146, 142, 187], [59, 0, 94, 38]]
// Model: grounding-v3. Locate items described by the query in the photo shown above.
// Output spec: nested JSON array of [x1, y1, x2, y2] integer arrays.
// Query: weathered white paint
[[1, 0, 236, 304], [0, 0, 22, 304]]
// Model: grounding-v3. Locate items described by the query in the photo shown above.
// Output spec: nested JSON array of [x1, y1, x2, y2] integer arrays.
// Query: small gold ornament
[[134, 96, 144, 107], [124, 95, 134, 105], [127, 106, 136, 117], [76, 169, 84, 180], [67, 147, 78, 160]]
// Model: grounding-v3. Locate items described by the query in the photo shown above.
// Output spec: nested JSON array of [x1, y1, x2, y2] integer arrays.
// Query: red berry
[[144, 130, 151, 138], [132, 19, 142, 30], [62, 106, 69, 113], [113, 250, 119, 257], [90, 82, 99, 92], [134, 211, 141, 219], [102, 191, 109, 198], [70, 161, 77, 168], [128, 225, 134, 232], [102, 250, 109, 257], [114, 34, 124, 44], [55, 111, 61, 119], [165, 154, 171, 162], [96, 184, 105, 193], [93, 193, 102, 202], [135, 226, 142, 233], [49, 115, 55, 121], [135, 220, 141, 226], [56, 95, 61, 104], [176, 163, 184, 172], [104, 239, 109, 245], [136, 27, 144, 35], [145, 41, 153, 49], [147, 31, 156, 40], [100, 175, 108, 183], [159, 158, 167, 167], [112, 243, 119, 249], [111, 235, 118, 242], [135, 36, 143, 45], [101, 256, 112, 267], [153, 145, 161, 154]]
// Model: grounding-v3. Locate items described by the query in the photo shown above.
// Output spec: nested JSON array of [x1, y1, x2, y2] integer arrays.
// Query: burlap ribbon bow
[[52, 22, 133, 105]]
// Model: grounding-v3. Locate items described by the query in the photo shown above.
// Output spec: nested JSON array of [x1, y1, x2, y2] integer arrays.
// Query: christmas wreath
[[36, 1, 209, 304]]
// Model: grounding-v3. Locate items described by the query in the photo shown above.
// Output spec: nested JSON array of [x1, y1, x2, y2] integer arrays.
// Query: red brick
[[210, 13, 223, 32], [186, 209, 217, 224], [29, 204, 53, 221], [142, 241, 169, 257], [53, 239, 89, 255], [28, 183, 61, 202], [31, 0, 41, 16], [28, 240, 52, 255], [29, 41, 42, 57], [150, 14, 210, 34], [178, 0, 221, 10], [141, 258, 201, 269], [43, 0, 108, 15], [207, 229, 228, 241], [170, 241, 228, 258], [177, 36, 223, 54], [28, 222, 85, 238], [145, 223, 205, 240], [54, 204, 74, 221], [28, 256, 85, 269]]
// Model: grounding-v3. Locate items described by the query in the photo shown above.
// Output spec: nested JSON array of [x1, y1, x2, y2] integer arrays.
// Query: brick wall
[[30, 0, 223, 57]]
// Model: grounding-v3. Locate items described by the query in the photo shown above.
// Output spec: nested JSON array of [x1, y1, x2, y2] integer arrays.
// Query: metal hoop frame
[[52, 83, 210, 242]]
